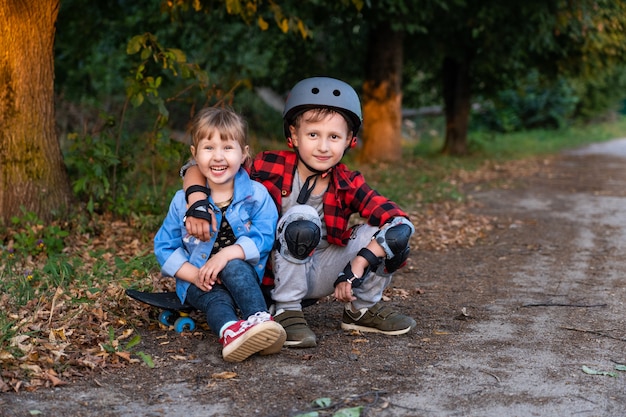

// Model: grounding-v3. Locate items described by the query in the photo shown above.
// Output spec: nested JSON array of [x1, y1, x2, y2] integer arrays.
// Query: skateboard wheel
[[174, 317, 196, 333], [159, 310, 178, 326]]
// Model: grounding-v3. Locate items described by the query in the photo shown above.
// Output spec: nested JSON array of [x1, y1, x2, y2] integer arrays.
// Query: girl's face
[[191, 132, 248, 189], [289, 110, 351, 175]]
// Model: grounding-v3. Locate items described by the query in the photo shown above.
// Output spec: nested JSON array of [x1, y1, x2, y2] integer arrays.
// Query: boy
[[183, 78, 416, 348], [155, 107, 285, 361]]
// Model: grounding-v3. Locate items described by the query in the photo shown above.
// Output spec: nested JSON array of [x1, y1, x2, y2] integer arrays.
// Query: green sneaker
[[341, 302, 416, 335], [274, 310, 317, 348]]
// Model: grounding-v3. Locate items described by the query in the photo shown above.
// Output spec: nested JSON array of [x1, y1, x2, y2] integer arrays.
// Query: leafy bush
[[570, 66, 626, 121], [474, 70, 579, 132]]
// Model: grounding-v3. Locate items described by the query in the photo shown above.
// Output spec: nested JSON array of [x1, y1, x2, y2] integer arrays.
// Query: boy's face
[[289, 110, 352, 175], [191, 132, 247, 188]]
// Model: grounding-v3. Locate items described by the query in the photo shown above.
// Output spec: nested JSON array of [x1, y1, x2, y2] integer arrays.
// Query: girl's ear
[[190, 145, 196, 157], [242, 145, 251, 165]]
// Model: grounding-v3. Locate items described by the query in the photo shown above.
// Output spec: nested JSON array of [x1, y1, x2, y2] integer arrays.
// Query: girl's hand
[[193, 273, 212, 292], [198, 255, 227, 290]]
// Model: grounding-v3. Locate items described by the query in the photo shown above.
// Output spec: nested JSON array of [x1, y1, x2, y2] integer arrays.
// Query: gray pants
[[271, 206, 392, 312]]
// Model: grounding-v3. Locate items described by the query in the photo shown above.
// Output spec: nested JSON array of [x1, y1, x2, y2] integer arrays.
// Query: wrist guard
[[183, 199, 212, 224], [356, 247, 382, 269], [333, 247, 383, 288], [185, 185, 211, 203], [334, 261, 365, 288]]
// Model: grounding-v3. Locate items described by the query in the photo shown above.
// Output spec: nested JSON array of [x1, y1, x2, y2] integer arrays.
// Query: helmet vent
[[333, 90, 340, 96], [312, 88, 320, 94]]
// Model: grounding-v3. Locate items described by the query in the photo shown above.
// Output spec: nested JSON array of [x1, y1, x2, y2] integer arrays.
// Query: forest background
[[1, 0, 626, 391]]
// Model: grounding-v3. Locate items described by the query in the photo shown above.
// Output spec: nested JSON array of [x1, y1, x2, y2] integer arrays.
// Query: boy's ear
[[287, 125, 298, 148], [350, 136, 358, 148]]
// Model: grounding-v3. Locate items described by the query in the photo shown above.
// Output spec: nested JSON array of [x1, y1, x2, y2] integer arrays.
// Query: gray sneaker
[[274, 310, 317, 348], [341, 302, 416, 335]]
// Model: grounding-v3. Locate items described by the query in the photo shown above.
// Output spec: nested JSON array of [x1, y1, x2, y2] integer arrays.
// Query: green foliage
[[0, 312, 21, 358], [356, 116, 626, 207], [570, 65, 626, 121], [55, 0, 170, 104], [114, 253, 160, 280], [474, 70, 579, 133], [360, 159, 464, 209], [125, 32, 211, 125], [467, 115, 626, 159], [101, 327, 154, 368], [61, 113, 188, 218], [53, 0, 626, 213], [292, 396, 363, 417], [63, 130, 122, 214], [8, 209, 69, 257]]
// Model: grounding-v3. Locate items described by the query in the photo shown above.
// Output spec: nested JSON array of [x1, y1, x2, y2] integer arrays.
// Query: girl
[[154, 107, 285, 361]]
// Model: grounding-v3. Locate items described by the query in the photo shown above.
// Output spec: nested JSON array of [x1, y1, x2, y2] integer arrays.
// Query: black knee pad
[[284, 219, 321, 261], [384, 246, 410, 273], [384, 224, 411, 254], [376, 223, 412, 273]]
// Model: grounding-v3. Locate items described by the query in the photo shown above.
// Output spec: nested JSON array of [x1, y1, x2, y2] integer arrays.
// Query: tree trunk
[[0, 0, 72, 223], [359, 23, 404, 163], [441, 56, 472, 156]]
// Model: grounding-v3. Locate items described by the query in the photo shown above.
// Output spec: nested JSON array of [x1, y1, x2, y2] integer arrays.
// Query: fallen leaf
[[118, 328, 135, 340], [115, 351, 132, 362], [582, 365, 617, 377], [45, 372, 67, 387], [211, 371, 237, 379], [311, 397, 332, 408], [333, 407, 363, 417], [0, 350, 15, 360]]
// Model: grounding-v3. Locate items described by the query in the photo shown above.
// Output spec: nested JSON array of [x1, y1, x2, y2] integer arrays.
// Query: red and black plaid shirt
[[250, 150, 409, 245]]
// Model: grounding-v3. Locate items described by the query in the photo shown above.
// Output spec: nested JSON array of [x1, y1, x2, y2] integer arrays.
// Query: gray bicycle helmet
[[283, 77, 362, 138]]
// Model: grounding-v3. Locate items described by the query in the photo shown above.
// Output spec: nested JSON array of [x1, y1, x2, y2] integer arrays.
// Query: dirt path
[[2, 141, 626, 417]]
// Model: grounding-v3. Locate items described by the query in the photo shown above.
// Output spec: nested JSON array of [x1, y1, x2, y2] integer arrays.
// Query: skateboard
[[126, 289, 196, 333]]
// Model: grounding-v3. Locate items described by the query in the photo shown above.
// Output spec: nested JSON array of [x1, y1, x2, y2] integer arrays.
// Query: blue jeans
[[185, 259, 268, 335]]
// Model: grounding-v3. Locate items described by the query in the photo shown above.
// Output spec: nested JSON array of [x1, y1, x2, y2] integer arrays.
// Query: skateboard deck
[[126, 289, 196, 332]]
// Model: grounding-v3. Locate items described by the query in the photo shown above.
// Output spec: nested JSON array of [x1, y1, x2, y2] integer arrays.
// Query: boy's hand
[[185, 213, 217, 242], [184, 185, 218, 241], [334, 281, 356, 303], [333, 257, 365, 302]]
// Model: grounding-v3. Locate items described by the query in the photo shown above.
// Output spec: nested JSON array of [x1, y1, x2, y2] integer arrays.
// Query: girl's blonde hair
[[188, 107, 251, 166]]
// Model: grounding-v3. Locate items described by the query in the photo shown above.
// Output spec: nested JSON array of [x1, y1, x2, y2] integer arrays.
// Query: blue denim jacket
[[154, 168, 278, 303]]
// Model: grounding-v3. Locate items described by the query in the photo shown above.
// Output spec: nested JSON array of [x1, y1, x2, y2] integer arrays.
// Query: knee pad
[[284, 220, 321, 260], [374, 217, 414, 273], [277, 206, 322, 264]]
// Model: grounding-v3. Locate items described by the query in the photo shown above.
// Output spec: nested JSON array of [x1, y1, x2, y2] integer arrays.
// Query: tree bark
[[441, 56, 472, 156], [0, 0, 72, 223], [359, 23, 404, 163]]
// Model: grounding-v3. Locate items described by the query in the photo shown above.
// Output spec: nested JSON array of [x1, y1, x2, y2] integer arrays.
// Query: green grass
[[468, 116, 626, 159]]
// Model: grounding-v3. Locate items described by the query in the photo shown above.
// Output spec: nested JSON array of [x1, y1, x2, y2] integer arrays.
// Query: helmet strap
[[294, 147, 331, 204], [296, 173, 320, 204]]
